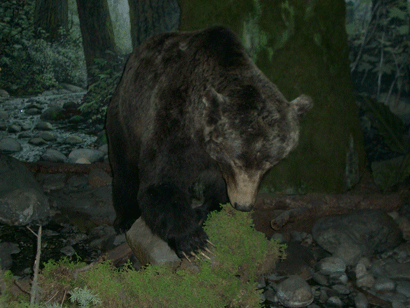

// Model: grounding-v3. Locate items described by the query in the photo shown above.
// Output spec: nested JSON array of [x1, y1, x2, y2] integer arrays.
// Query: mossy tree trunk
[[34, 0, 68, 41], [178, 0, 366, 193], [76, 0, 116, 85]]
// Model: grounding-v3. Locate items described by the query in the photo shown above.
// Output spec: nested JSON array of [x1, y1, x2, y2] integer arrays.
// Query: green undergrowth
[[0, 204, 286, 308]]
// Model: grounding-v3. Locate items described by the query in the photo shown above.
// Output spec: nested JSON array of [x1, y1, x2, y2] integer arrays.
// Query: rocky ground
[[1, 89, 410, 307]]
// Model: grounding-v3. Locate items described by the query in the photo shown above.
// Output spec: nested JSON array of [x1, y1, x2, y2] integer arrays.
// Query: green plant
[[0, 1, 86, 95], [78, 54, 124, 124], [0, 204, 285, 307], [346, 0, 409, 103], [361, 97, 410, 189], [69, 286, 102, 307]]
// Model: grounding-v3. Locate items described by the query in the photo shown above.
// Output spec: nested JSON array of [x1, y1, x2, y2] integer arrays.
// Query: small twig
[[73, 263, 95, 280], [30, 225, 42, 305], [13, 280, 31, 295]]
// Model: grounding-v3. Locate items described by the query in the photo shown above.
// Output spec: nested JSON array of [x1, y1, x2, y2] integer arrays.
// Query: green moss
[[178, 0, 366, 193]]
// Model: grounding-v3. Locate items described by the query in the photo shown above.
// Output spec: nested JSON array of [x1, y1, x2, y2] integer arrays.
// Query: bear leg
[[139, 183, 208, 256], [112, 171, 141, 233]]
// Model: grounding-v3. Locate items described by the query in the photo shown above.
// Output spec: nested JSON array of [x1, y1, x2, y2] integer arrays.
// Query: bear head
[[203, 85, 312, 212]]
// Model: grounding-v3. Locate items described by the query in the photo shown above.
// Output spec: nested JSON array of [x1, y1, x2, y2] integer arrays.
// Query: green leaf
[[388, 7, 406, 20], [397, 25, 409, 35], [361, 97, 410, 154], [371, 155, 410, 189]]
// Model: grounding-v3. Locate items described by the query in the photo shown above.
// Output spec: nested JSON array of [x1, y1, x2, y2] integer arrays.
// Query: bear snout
[[233, 202, 253, 212]]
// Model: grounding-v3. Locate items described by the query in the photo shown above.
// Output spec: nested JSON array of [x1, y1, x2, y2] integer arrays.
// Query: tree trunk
[[34, 0, 68, 41], [178, 0, 366, 193], [76, 0, 116, 84], [127, 0, 180, 48]]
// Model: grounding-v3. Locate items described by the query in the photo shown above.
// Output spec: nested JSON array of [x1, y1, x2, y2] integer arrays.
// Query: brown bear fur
[[106, 26, 312, 256]]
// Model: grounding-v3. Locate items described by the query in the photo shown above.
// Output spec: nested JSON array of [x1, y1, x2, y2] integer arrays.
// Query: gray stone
[[383, 263, 410, 280], [35, 121, 53, 131], [0, 89, 10, 100], [60, 83, 86, 93], [373, 277, 396, 292], [65, 136, 83, 144], [67, 149, 104, 164], [42, 149, 67, 163], [331, 284, 350, 295], [276, 275, 314, 307], [29, 137, 48, 145], [38, 173, 66, 192], [312, 209, 403, 265], [271, 232, 287, 244], [0, 242, 20, 270], [0, 138, 22, 153], [326, 296, 343, 308], [396, 280, 410, 297], [354, 292, 369, 308], [316, 257, 346, 275], [0, 110, 9, 119], [0, 155, 50, 226], [60, 246, 76, 257], [126, 217, 181, 267], [40, 106, 65, 121], [37, 132, 57, 141]]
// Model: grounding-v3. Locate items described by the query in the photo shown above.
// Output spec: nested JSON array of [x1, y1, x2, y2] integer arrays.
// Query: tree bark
[[127, 0, 180, 48], [34, 0, 68, 41], [76, 0, 116, 84]]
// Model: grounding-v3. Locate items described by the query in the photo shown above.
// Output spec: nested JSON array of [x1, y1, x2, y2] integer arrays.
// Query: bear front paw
[[170, 227, 209, 258]]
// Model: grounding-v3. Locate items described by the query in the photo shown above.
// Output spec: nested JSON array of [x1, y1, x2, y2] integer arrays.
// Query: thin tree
[[76, 0, 116, 84]]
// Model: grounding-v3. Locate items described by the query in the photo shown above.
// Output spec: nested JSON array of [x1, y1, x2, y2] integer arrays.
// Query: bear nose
[[233, 202, 253, 212]]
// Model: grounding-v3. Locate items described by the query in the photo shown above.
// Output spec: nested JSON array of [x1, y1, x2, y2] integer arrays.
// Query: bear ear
[[290, 94, 313, 120]]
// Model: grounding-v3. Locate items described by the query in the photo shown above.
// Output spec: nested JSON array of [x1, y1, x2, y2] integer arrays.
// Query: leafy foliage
[[361, 97, 410, 189], [0, 0, 86, 95], [78, 54, 125, 124], [0, 205, 285, 307], [346, 0, 409, 102]]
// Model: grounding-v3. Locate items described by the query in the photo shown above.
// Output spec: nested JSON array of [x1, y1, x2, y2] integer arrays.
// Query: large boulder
[[0, 154, 50, 226]]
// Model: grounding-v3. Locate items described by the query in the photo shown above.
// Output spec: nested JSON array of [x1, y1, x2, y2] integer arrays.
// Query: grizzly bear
[[106, 26, 312, 257]]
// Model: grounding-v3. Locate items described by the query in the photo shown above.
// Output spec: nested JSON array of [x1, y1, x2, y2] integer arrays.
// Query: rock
[[0, 122, 7, 131], [316, 257, 346, 275], [276, 275, 314, 307], [60, 246, 76, 257], [8, 124, 21, 133], [68, 115, 85, 123], [29, 137, 48, 145], [35, 121, 53, 131], [60, 83, 86, 93], [374, 277, 396, 292], [0, 242, 20, 270], [354, 292, 369, 308], [326, 296, 343, 308], [67, 148, 104, 163], [0, 110, 9, 119], [0, 155, 50, 226], [41, 149, 67, 162], [383, 262, 410, 280], [0, 89, 10, 100], [88, 168, 112, 187], [0, 138, 22, 153], [312, 209, 403, 265], [40, 106, 65, 121], [37, 132, 57, 141], [75, 157, 91, 164], [65, 136, 83, 144], [37, 173, 66, 192], [126, 217, 180, 267]]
